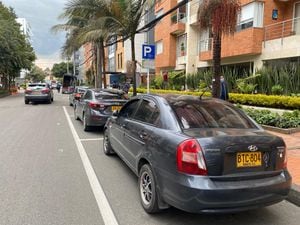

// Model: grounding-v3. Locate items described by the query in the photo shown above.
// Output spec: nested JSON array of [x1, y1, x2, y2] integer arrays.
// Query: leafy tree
[[198, 0, 240, 98], [51, 62, 74, 78], [0, 2, 36, 90], [26, 65, 46, 82]]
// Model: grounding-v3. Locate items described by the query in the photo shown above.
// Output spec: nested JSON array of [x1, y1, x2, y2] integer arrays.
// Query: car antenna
[[199, 86, 210, 99]]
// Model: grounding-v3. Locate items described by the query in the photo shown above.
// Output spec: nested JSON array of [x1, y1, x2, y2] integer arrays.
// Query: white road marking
[[63, 106, 119, 225], [80, 138, 103, 142]]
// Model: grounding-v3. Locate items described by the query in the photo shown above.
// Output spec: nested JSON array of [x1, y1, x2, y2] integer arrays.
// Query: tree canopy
[[0, 2, 36, 89], [51, 62, 74, 78]]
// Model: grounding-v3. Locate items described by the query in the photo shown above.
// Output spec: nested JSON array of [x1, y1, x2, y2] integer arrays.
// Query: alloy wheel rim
[[104, 133, 109, 151], [140, 171, 152, 205]]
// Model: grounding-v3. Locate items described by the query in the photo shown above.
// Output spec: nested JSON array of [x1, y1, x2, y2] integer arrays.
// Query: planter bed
[[262, 125, 300, 134]]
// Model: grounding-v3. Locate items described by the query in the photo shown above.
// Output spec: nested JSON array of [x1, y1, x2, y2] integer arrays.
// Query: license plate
[[111, 106, 121, 111], [237, 152, 261, 168]]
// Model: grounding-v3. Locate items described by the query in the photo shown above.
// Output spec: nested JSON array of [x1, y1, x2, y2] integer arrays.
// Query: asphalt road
[[0, 91, 299, 225]]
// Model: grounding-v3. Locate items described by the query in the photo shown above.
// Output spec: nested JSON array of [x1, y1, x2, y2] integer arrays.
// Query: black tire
[[74, 107, 79, 120], [25, 99, 29, 104], [103, 129, 115, 155], [138, 164, 161, 213], [83, 113, 90, 131]]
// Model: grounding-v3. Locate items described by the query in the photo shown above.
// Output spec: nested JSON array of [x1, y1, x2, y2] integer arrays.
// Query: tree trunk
[[100, 40, 107, 88], [96, 43, 102, 88], [212, 32, 221, 98], [130, 36, 137, 96]]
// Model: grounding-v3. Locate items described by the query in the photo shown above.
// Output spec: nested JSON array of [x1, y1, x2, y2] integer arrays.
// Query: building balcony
[[264, 17, 300, 45], [198, 27, 264, 61], [170, 12, 186, 35]]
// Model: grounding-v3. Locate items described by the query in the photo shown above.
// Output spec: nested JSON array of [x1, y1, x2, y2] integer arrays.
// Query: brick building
[[155, 0, 300, 75]]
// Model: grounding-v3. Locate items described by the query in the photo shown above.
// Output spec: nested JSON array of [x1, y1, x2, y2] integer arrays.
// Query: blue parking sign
[[142, 44, 155, 60]]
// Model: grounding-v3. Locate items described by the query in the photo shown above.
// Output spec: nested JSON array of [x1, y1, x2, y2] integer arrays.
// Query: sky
[[1, 0, 68, 69]]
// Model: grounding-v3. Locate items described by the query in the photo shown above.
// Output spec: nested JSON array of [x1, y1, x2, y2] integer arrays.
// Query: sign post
[[142, 44, 155, 94]]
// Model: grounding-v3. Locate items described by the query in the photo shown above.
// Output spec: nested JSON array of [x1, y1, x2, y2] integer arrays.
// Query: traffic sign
[[142, 44, 155, 60]]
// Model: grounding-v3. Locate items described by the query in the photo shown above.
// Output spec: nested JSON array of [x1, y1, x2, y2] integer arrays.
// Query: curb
[[287, 184, 300, 206]]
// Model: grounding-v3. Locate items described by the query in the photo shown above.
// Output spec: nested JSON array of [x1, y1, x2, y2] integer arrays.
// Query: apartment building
[[155, 0, 300, 74]]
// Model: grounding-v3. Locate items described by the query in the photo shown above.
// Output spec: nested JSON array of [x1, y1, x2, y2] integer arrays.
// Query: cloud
[[2, 0, 68, 65]]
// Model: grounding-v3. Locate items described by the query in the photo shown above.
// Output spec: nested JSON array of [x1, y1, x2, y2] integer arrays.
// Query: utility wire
[[103, 0, 190, 47]]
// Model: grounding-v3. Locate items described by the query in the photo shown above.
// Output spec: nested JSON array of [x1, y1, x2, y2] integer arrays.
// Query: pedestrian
[[122, 82, 130, 94], [220, 75, 229, 101]]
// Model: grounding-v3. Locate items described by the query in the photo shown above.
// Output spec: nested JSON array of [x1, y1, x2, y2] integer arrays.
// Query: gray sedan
[[24, 83, 53, 104], [103, 94, 291, 214]]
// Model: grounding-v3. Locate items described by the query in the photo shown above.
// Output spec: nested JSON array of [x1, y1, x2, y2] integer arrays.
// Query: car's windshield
[[169, 100, 257, 129]]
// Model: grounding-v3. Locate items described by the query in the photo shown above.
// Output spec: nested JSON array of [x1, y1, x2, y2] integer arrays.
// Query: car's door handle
[[139, 131, 148, 140]]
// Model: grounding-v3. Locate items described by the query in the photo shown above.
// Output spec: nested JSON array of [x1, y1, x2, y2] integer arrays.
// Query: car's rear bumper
[[86, 110, 110, 127], [25, 95, 51, 102], [157, 170, 292, 213]]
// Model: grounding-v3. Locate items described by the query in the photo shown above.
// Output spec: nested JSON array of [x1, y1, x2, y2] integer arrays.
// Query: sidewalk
[[267, 130, 300, 206]]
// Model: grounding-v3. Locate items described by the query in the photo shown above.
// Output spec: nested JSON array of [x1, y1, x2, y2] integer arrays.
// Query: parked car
[[24, 83, 53, 104], [74, 89, 128, 131], [103, 94, 291, 214], [69, 86, 89, 106]]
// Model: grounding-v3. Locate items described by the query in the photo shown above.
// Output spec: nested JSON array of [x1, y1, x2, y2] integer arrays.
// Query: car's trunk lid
[[183, 128, 286, 178]]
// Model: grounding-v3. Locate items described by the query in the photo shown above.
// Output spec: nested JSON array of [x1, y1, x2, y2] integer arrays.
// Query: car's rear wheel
[[74, 107, 79, 120], [139, 164, 160, 213], [24, 99, 29, 104], [83, 113, 90, 131], [103, 129, 115, 155]]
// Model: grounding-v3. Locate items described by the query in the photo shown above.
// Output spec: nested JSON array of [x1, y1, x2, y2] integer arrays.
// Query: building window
[[177, 34, 187, 57], [237, 2, 264, 31], [156, 40, 163, 55], [120, 53, 123, 69]]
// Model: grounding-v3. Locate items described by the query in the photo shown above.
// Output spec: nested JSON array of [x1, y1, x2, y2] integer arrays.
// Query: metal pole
[[147, 68, 150, 94]]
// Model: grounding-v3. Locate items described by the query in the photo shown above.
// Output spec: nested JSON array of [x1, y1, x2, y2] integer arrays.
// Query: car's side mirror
[[112, 110, 119, 117]]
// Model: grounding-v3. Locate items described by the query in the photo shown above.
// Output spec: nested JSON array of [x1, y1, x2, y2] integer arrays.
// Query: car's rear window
[[169, 99, 257, 129], [95, 92, 124, 100], [28, 84, 46, 87]]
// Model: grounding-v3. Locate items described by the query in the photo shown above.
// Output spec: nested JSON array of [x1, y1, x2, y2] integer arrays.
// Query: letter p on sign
[[142, 44, 155, 60]]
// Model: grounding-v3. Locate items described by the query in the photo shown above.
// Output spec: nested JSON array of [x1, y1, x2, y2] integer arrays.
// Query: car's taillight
[[25, 89, 32, 94], [41, 89, 50, 94], [89, 102, 105, 110], [277, 146, 287, 169], [177, 139, 207, 175]]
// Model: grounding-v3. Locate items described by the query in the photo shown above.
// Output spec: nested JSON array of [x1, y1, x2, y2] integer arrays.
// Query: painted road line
[[63, 106, 119, 225], [80, 138, 103, 142]]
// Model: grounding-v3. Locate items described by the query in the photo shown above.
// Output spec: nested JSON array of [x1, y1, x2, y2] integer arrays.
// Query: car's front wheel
[[103, 129, 115, 155], [139, 164, 160, 213], [83, 113, 90, 131]]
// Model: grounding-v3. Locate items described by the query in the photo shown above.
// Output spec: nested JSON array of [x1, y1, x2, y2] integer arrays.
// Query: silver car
[[24, 83, 54, 104]]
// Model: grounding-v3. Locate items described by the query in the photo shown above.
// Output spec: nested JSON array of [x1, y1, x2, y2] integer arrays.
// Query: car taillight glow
[[177, 139, 207, 175], [89, 102, 105, 110], [41, 89, 50, 94], [277, 146, 287, 169]]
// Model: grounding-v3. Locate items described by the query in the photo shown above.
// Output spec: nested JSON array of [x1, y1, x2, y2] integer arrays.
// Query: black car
[[103, 94, 291, 214], [74, 89, 128, 131]]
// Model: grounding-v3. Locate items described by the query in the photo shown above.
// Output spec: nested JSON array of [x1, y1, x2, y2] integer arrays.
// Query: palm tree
[[107, 0, 151, 96], [53, 7, 110, 88], [198, 0, 240, 98]]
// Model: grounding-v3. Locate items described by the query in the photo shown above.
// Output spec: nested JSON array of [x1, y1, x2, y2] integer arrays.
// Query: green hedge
[[134, 88, 300, 109], [243, 108, 300, 128]]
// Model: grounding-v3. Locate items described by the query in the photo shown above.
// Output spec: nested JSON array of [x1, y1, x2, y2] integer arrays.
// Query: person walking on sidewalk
[[220, 75, 229, 101]]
